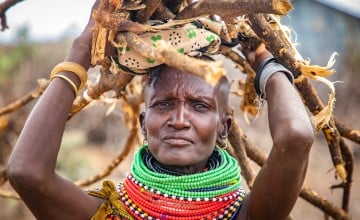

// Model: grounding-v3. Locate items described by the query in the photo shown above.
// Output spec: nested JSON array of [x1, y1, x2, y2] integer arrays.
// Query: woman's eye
[[156, 101, 171, 108], [193, 102, 208, 110]]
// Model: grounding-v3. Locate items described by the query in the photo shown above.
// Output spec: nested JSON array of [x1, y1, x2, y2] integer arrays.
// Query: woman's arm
[[238, 45, 315, 220], [6, 1, 104, 219]]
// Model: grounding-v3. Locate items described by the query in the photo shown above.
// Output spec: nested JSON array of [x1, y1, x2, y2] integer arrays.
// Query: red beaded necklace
[[118, 175, 245, 220]]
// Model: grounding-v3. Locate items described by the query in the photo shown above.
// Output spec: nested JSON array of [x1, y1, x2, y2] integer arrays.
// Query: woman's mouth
[[162, 134, 193, 145]]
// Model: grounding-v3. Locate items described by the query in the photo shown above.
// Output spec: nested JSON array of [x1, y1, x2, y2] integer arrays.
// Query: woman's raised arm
[[6, 1, 104, 219], [239, 45, 315, 220]]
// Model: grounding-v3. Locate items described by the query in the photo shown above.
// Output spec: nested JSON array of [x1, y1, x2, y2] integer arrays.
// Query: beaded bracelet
[[50, 62, 87, 91], [50, 74, 78, 97], [254, 57, 294, 99]]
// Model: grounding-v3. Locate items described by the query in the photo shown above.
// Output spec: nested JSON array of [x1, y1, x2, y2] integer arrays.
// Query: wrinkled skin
[[140, 67, 231, 173]]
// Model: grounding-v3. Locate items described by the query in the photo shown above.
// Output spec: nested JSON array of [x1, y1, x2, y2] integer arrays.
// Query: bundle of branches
[[1, 0, 359, 219]]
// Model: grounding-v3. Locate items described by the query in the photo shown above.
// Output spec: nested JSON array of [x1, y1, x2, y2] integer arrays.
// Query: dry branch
[[1, 1, 359, 219], [76, 97, 140, 187], [69, 66, 134, 118], [335, 118, 360, 145], [228, 119, 351, 220], [247, 13, 350, 184], [136, 0, 162, 23], [0, 79, 49, 116], [0, 0, 25, 31], [300, 189, 350, 220], [175, 0, 293, 20], [227, 113, 255, 188], [121, 32, 225, 86], [339, 138, 354, 211], [219, 46, 259, 119]]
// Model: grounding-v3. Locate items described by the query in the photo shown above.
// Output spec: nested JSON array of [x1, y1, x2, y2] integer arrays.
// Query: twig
[[0, 0, 25, 31], [339, 138, 354, 211], [0, 79, 49, 117], [227, 114, 255, 188], [300, 189, 350, 220], [220, 46, 259, 119], [335, 117, 360, 145], [69, 66, 134, 119], [75, 100, 139, 187]]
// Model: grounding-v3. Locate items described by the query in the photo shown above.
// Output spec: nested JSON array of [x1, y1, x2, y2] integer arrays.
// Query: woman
[[7, 0, 314, 219]]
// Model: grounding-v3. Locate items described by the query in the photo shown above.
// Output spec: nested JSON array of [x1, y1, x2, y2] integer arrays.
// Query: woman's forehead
[[151, 71, 214, 94]]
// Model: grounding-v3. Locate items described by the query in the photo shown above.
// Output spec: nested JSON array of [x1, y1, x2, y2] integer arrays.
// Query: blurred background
[[0, 0, 359, 219]]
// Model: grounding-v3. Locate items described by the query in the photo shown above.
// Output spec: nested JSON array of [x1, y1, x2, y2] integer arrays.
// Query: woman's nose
[[168, 103, 190, 129]]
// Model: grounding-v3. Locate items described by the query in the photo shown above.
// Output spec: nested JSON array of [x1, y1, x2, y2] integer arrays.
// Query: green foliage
[[0, 26, 34, 84]]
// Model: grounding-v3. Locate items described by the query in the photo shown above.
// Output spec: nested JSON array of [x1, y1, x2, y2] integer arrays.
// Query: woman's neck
[[160, 161, 209, 174]]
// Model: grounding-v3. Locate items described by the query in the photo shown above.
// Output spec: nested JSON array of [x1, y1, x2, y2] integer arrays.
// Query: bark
[[69, 66, 134, 119], [176, 0, 293, 20], [339, 139, 354, 211], [227, 115, 255, 188], [136, 0, 163, 23], [300, 189, 350, 220], [335, 117, 360, 145], [152, 3, 175, 21]]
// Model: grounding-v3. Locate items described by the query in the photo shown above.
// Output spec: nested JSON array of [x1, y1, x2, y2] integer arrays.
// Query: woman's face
[[141, 66, 228, 169]]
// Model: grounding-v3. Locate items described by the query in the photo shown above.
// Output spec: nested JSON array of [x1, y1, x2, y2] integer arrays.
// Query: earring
[[219, 139, 228, 149], [143, 138, 148, 146]]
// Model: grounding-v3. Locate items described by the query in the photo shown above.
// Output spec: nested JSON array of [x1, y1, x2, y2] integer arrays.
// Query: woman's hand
[[245, 43, 273, 71], [65, 0, 100, 69], [66, 0, 117, 70]]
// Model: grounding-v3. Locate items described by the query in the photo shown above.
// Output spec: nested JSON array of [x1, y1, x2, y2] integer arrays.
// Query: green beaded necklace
[[131, 146, 242, 199]]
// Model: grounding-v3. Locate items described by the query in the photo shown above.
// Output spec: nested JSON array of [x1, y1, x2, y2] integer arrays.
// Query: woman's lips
[[162, 134, 193, 145]]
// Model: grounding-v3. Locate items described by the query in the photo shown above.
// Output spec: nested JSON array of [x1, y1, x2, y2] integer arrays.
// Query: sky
[[1, 0, 94, 43]]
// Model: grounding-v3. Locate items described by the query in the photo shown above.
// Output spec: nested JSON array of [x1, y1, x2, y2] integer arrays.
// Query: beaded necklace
[[142, 147, 222, 175], [119, 146, 246, 220]]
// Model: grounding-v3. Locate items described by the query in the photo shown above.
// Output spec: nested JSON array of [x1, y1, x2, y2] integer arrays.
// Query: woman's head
[[139, 64, 231, 171]]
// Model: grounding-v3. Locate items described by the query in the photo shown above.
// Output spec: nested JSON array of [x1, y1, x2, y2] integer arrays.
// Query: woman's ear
[[217, 115, 232, 144], [139, 112, 147, 136]]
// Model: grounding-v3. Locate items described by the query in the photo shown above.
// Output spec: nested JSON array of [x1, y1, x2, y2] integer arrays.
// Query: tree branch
[[0, 0, 25, 31], [75, 96, 140, 187], [0, 79, 49, 116], [176, 0, 293, 20], [227, 113, 255, 188], [247, 13, 348, 183], [335, 117, 360, 145]]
